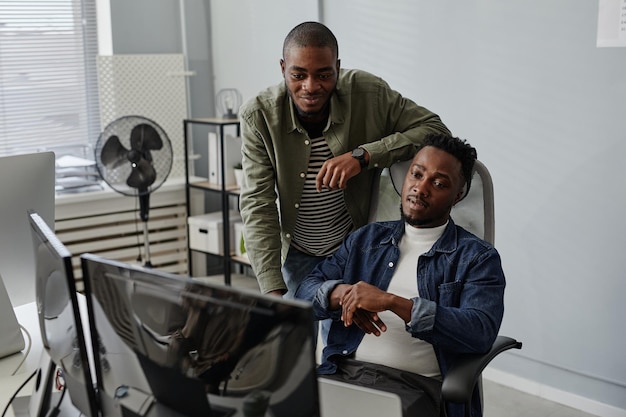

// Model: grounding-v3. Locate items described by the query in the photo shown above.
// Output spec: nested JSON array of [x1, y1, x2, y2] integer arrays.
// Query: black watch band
[[351, 148, 367, 169]]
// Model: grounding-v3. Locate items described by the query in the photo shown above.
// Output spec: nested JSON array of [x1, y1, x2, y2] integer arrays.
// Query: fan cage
[[95, 115, 173, 197]]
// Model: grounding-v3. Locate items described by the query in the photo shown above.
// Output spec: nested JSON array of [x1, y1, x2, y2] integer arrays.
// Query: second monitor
[[81, 253, 320, 417]]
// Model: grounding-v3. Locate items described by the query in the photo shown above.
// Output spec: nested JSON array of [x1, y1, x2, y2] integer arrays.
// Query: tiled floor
[[482, 379, 599, 417]]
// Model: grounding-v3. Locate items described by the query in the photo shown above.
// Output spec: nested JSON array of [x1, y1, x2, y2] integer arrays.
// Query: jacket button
[[285, 233, 291, 239], [304, 139, 310, 145], [295, 203, 300, 208], [388, 262, 394, 267], [300, 172, 306, 178]]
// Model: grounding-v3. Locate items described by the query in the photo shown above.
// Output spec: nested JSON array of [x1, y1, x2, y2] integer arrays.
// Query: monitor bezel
[[29, 211, 100, 417]]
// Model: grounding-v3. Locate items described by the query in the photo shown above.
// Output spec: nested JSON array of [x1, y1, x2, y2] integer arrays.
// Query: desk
[[0, 303, 44, 417], [0, 301, 91, 417], [0, 304, 402, 417]]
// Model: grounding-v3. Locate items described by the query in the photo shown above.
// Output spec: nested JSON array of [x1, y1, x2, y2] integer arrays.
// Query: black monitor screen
[[81, 253, 320, 417], [29, 211, 99, 417]]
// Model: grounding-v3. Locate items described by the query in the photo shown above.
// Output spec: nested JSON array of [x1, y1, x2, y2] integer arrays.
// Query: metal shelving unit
[[183, 117, 247, 285]]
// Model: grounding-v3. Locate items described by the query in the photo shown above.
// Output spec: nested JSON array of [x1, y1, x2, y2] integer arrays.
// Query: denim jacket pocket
[[438, 280, 463, 306]]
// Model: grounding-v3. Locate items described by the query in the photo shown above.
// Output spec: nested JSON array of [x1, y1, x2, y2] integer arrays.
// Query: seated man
[[295, 133, 505, 417]]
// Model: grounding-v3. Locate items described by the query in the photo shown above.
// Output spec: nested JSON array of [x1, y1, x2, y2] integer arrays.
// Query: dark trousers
[[321, 357, 442, 417]]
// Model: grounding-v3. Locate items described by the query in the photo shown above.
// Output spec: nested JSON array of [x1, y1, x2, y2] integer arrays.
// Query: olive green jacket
[[239, 69, 450, 294]]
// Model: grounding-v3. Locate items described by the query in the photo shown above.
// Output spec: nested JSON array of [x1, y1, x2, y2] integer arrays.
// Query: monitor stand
[[10, 351, 58, 417]]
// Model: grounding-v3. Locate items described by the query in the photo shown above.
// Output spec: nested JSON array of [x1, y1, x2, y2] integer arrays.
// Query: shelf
[[184, 117, 242, 286], [185, 117, 239, 125], [188, 179, 240, 194], [194, 273, 259, 292], [187, 247, 250, 266], [230, 254, 250, 265]]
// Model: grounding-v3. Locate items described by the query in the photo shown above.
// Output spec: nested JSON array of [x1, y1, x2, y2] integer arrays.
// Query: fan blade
[[126, 158, 157, 189], [130, 124, 163, 152], [100, 135, 130, 168]]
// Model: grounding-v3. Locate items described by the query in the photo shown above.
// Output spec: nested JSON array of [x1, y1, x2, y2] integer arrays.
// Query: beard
[[400, 205, 431, 227], [399, 204, 452, 228], [286, 82, 332, 121]]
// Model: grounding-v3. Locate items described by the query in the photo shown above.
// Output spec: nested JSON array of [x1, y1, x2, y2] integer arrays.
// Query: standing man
[[239, 21, 450, 297]]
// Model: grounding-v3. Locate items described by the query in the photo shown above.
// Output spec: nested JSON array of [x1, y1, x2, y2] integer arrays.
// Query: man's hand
[[329, 283, 388, 336], [315, 152, 362, 192], [339, 281, 414, 332], [349, 309, 387, 336], [339, 281, 392, 325]]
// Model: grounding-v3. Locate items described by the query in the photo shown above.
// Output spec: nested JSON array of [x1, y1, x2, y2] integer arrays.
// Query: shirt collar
[[389, 218, 459, 254]]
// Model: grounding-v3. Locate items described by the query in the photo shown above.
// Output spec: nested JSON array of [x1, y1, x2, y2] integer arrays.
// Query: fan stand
[[139, 192, 153, 268]]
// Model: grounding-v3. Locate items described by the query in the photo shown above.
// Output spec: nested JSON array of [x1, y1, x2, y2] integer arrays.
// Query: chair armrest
[[441, 335, 522, 404]]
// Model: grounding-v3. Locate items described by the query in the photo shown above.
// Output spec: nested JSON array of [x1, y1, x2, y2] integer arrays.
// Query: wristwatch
[[351, 147, 367, 169]]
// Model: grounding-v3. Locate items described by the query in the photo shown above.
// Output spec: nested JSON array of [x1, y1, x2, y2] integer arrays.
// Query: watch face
[[352, 148, 365, 159], [352, 148, 367, 168]]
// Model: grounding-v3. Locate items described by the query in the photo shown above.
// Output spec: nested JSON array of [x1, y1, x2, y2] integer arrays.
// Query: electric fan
[[94, 115, 173, 267]]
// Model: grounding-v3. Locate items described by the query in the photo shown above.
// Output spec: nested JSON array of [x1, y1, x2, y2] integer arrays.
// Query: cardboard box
[[188, 211, 241, 255]]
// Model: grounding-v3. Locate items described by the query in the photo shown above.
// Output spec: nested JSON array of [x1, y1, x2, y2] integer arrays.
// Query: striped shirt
[[291, 135, 353, 256]]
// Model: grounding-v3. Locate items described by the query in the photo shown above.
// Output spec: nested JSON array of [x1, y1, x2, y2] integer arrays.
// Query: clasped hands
[[333, 281, 391, 337]]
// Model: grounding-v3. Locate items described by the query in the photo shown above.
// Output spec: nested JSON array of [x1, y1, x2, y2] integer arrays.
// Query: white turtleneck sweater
[[354, 222, 447, 378]]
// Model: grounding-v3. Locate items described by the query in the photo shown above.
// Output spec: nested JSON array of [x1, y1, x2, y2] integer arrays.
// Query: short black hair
[[283, 21, 339, 59], [420, 133, 477, 195]]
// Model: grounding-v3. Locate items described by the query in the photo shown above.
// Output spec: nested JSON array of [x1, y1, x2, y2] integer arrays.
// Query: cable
[[46, 368, 67, 417], [1, 370, 37, 417], [12, 324, 33, 376]]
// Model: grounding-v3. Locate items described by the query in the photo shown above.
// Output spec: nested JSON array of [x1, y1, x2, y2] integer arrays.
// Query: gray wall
[[210, 0, 319, 101], [330, 1, 626, 411], [108, 0, 626, 412]]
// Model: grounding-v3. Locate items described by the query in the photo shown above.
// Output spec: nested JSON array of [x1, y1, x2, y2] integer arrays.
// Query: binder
[[207, 132, 243, 186]]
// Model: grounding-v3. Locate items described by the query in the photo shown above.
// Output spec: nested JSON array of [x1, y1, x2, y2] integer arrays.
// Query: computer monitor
[[0, 151, 55, 307], [81, 253, 320, 417], [29, 211, 100, 417]]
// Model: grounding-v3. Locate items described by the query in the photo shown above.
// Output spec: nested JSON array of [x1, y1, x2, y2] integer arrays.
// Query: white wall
[[208, 0, 626, 414]]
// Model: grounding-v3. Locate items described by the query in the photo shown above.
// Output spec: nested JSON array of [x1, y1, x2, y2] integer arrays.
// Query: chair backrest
[[370, 159, 495, 244]]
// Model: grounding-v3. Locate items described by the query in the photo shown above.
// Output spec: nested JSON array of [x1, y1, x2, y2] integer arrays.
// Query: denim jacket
[[295, 219, 505, 417]]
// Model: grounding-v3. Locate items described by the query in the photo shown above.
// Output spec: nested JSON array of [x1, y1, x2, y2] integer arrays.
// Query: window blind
[[0, 0, 100, 157]]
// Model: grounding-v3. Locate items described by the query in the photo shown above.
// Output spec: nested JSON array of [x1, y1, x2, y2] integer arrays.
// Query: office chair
[[371, 159, 522, 417]]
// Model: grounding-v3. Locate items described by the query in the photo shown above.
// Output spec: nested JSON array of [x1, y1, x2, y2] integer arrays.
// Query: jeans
[[281, 245, 326, 298], [282, 245, 331, 346]]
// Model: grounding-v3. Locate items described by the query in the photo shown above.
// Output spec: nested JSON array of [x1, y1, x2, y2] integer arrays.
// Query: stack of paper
[[55, 154, 102, 193]]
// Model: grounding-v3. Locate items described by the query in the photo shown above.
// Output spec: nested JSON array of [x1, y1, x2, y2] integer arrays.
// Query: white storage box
[[188, 211, 241, 255]]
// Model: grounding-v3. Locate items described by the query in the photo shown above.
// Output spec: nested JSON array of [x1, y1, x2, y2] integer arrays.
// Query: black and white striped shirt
[[291, 135, 353, 257]]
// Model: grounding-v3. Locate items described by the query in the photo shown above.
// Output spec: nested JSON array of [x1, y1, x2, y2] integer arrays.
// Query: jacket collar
[[427, 218, 459, 255], [388, 218, 459, 254]]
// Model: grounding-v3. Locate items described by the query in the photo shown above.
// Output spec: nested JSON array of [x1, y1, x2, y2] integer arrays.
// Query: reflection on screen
[[81, 253, 320, 417]]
